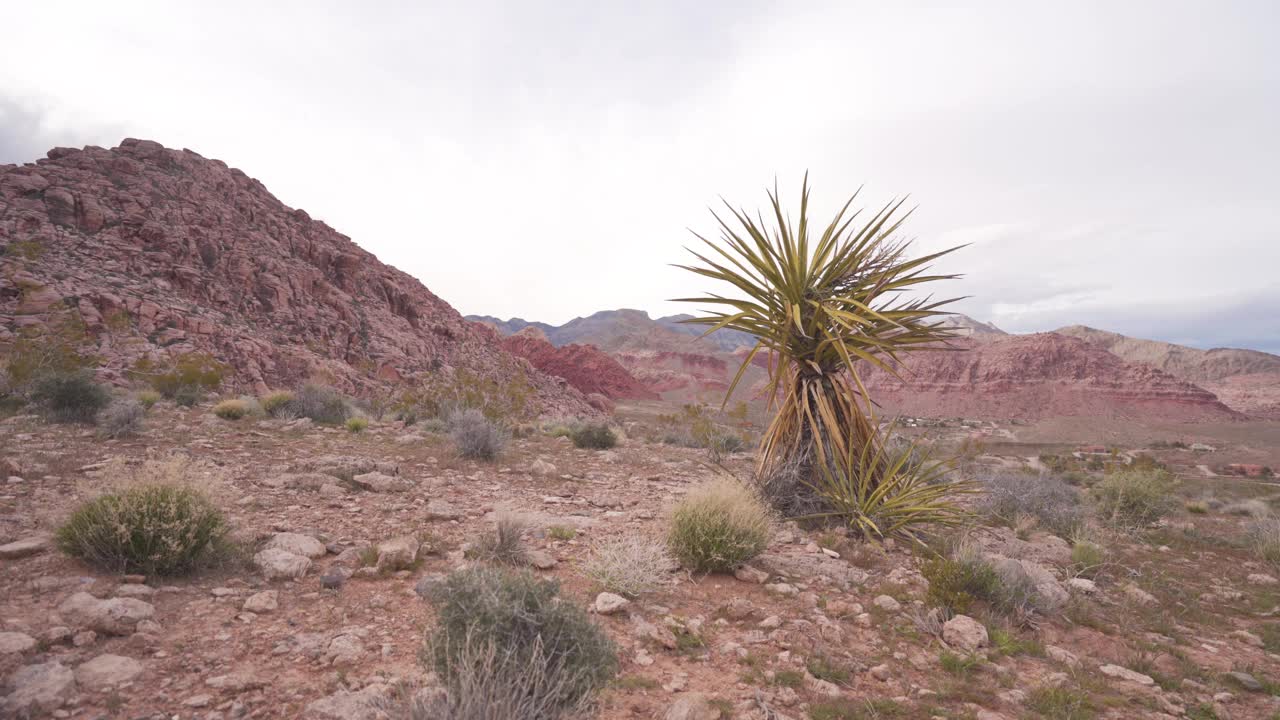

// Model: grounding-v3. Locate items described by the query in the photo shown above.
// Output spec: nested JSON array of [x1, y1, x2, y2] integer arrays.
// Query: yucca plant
[[675, 177, 961, 493]]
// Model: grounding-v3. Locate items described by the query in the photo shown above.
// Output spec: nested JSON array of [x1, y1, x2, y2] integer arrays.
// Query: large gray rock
[[74, 654, 143, 689], [58, 592, 155, 635], [350, 471, 411, 493], [942, 614, 989, 653], [375, 535, 421, 572], [4, 661, 76, 715], [263, 532, 327, 559], [254, 548, 312, 580], [664, 693, 724, 720]]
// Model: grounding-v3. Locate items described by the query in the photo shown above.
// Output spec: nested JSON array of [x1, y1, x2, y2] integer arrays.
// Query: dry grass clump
[[1222, 499, 1271, 519], [450, 408, 507, 461], [1093, 469, 1179, 528], [1247, 520, 1280, 568], [213, 398, 251, 420], [979, 471, 1085, 538], [569, 422, 617, 450], [467, 515, 528, 566], [345, 416, 369, 433], [668, 477, 771, 573], [421, 567, 617, 717], [584, 534, 671, 597], [136, 390, 161, 409], [56, 455, 233, 576], [98, 399, 145, 438], [260, 390, 295, 417]]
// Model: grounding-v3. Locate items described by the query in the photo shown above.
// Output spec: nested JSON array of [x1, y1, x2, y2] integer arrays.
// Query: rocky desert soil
[[2, 402, 1279, 720]]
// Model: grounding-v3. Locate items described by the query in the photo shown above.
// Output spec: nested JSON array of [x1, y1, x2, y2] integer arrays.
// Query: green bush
[[1094, 469, 1179, 527], [57, 481, 230, 576], [422, 567, 617, 714], [213, 398, 250, 420], [134, 352, 226, 401], [668, 477, 771, 573], [260, 390, 295, 417], [32, 371, 110, 423], [345, 417, 369, 433], [1070, 539, 1107, 579], [921, 547, 1002, 615], [136, 390, 161, 409], [450, 408, 507, 461], [570, 423, 617, 450], [173, 385, 202, 408]]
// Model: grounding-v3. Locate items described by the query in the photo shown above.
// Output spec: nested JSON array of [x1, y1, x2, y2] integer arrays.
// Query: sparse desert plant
[[213, 398, 250, 420], [283, 383, 351, 424], [1222, 499, 1271, 519], [675, 177, 960, 508], [260, 390, 295, 417], [801, 430, 973, 541], [1093, 469, 1179, 527], [98, 399, 145, 438], [1069, 537, 1108, 579], [419, 417, 449, 434], [345, 417, 369, 433], [467, 514, 528, 566], [547, 526, 577, 541], [450, 408, 507, 461], [979, 471, 1085, 538], [136, 390, 161, 410], [584, 533, 671, 597], [921, 542, 1002, 615], [132, 352, 226, 402], [421, 567, 618, 715], [1026, 685, 1094, 720], [1246, 520, 1280, 567], [570, 422, 617, 450], [56, 456, 232, 576], [32, 370, 110, 423], [668, 476, 771, 573]]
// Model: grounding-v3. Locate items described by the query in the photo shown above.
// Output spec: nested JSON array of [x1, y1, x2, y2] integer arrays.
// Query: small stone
[[526, 550, 557, 569], [1099, 664, 1154, 685], [758, 615, 782, 629], [942, 614, 989, 653], [764, 582, 798, 596], [873, 595, 901, 612], [254, 548, 311, 580], [664, 692, 722, 720], [1246, 573, 1278, 586], [424, 499, 462, 521], [870, 663, 892, 681], [1066, 577, 1098, 594], [185, 693, 213, 707], [3, 661, 76, 715], [1229, 630, 1263, 647], [0, 631, 37, 654], [530, 458, 557, 476], [734, 565, 769, 584], [593, 592, 630, 615], [114, 583, 156, 598], [242, 591, 278, 614], [1045, 645, 1080, 668], [322, 566, 352, 590], [58, 592, 155, 635], [1123, 585, 1157, 605], [72, 631, 97, 647], [1223, 671, 1261, 692], [263, 532, 327, 559], [0, 536, 50, 559]]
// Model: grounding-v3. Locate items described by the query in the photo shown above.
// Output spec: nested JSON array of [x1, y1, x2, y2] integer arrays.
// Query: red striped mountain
[[486, 326, 657, 401]]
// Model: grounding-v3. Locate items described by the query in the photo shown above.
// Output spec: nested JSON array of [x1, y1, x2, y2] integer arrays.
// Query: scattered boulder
[[424, 500, 462, 521], [530, 458, 557, 476], [1099, 664, 1154, 686], [594, 592, 630, 615], [873, 595, 902, 612], [263, 532, 327, 559], [988, 555, 1068, 611], [0, 632, 37, 654], [526, 550, 558, 569], [350, 471, 411, 493], [734, 565, 769, 584], [942, 614, 989, 653], [58, 592, 155, 635], [664, 693, 723, 720], [3, 661, 76, 715], [0, 536, 50, 560], [374, 535, 421, 572], [242, 590, 279, 614], [254, 548, 312, 580], [74, 654, 143, 690], [304, 682, 393, 720]]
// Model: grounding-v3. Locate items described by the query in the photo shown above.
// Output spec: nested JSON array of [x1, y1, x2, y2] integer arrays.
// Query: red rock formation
[[0, 139, 594, 417], [494, 327, 657, 401], [860, 334, 1242, 422]]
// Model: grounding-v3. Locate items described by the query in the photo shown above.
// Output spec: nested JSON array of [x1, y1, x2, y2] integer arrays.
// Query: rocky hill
[[489, 327, 657, 402], [0, 139, 594, 417], [1056, 325, 1280, 418]]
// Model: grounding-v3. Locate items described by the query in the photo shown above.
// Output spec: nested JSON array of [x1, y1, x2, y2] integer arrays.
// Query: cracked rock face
[[0, 139, 595, 418]]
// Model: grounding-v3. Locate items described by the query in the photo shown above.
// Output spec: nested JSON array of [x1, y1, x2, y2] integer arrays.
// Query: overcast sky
[[2, 1, 1277, 352]]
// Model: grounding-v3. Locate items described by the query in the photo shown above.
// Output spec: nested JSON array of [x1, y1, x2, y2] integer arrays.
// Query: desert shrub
[[668, 477, 771, 573], [260, 390, 295, 417], [3, 308, 98, 395], [422, 567, 617, 715], [979, 471, 1085, 538], [397, 367, 534, 422], [467, 515, 528, 566], [345, 417, 369, 433], [98, 399, 145, 438], [283, 384, 351, 424], [450, 408, 507, 461], [547, 526, 577, 541], [419, 417, 449, 434], [921, 543, 1002, 615], [56, 457, 231, 576], [213, 398, 250, 420], [802, 431, 973, 541], [1069, 538, 1108, 579], [133, 352, 226, 401], [1093, 469, 1179, 527], [584, 533, 671, 597], [32, 371, 110, 423], [1247, 520, 1280, 567], [1026, 686, 1094, 720], [136, 390, 161, 409], [570, 422, 617, 450], [1222, 499, 1271, 519]]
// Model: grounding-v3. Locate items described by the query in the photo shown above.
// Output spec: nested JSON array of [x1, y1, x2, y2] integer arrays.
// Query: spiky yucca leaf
[[674, 176, 962, 482], [799, 429, 976, 541]]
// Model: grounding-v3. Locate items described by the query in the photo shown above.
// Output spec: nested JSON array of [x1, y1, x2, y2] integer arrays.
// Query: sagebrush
[[450, 408, 507, 461], [668, 477, 771, 573], [979, 471, 1085, 538]]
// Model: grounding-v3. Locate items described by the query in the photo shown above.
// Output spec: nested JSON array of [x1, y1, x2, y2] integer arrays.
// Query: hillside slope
[[0, 139, 593, 417]]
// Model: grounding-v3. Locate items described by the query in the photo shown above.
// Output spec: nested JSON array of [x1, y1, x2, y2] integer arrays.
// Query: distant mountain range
[[470, 309, 1280, 421]]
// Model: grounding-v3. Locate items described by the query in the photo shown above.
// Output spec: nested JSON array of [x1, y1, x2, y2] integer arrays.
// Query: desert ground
[[2, 399, 1278, 720]]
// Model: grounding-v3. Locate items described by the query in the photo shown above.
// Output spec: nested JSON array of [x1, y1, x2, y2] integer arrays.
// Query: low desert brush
[[345, 416, 369, 433], [450, 408, 507, 461], [921, 542, 1002, 615], [213, 398, 250, 420], [283, 384, 351, 424], [467, 515, 528, 566], [98, 399, 145, 438], [1247, 520, 1280, 567], [33, 370, 110, 424], [56, 455, 232, 576], [1069, 535, 1108, 579], [136, 390, 161, 409], [668, 476, 771, 573], [260, 390, 295, 417], [570, 422, 617, 450], [584, 533, 671, 597], [1093, 469, 1179, 527], [979, 471, 1085, 538], [421, 567, 617, 715]]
